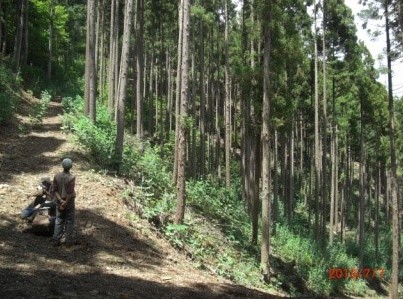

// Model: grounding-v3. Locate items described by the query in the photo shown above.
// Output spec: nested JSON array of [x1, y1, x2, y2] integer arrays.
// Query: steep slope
[[0, 95, 285, 299]]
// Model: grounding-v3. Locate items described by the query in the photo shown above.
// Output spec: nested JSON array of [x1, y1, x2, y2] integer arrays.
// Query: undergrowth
[[0, 61, 21, 125], [29, 90, 51, 126], [61, 98, 388, 298]]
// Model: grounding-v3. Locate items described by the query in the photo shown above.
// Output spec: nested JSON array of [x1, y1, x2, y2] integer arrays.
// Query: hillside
[[0, 94, 288, 299]]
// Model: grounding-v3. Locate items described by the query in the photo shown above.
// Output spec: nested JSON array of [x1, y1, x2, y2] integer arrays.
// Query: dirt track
[[0, 98, 284, 299]]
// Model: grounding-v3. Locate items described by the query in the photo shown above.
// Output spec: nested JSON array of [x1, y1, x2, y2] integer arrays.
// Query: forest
[[0, 0, 402, 298]]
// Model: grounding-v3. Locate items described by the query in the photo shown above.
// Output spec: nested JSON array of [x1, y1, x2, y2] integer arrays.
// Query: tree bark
[[13, 0, 25, 73], [313, 1, 322, 242], [114, 0, 134, 170], [173, 0, 184, 184], [136, 0, 144, 138], [385, 3, 399, 297], [224, 0, 231, 188], [85, 0, 97, 122], [107, 0, 118, 115], [199, 7, 206, 177], [359, 91, 365, 269], [261, 0, 272, 283], [174, 0, 190, 225]]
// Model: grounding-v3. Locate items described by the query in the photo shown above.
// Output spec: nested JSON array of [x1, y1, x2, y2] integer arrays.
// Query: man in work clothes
[[51, 158, 76, 247]]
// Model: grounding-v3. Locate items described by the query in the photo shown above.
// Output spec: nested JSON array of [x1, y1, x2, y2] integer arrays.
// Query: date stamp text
[[328, 268, 385, 280]]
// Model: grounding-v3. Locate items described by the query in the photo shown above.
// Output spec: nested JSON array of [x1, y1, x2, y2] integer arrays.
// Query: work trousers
[[52, 200, 75, 243]]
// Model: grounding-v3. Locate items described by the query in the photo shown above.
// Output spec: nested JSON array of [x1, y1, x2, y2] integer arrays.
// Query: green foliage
[[29, 90, 51, 125], [0, 63, 20, 125], [273, 225, 368, 297], [0, 93, 15, 125], [62, 98, 116, 168], [164, 223, 189, 248], [133, 147, 172, 198]]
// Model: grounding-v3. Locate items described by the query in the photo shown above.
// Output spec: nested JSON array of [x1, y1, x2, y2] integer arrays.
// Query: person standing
[[51, 158, 76, 247]]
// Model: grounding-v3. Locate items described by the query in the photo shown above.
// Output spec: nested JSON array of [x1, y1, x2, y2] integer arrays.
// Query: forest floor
[[0, 94, 292, 299]]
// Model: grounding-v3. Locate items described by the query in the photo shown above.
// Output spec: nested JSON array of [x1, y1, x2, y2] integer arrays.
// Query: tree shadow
[[0, 135, 65, 181], [0, 210, 286, 299], [0, 268, 284, 299]]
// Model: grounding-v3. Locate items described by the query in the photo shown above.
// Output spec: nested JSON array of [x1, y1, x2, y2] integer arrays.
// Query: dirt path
[[0, 98, 285, 299]]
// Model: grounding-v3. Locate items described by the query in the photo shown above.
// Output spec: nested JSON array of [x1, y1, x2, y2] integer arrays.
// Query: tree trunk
[[261, 0, 272, 282], [273, 128, 279, 235], [289, 116, 295, 222], [85, 0, 97, 122], [199, 9, 206, 177], [321, 0, 328, 246], [0, 1, 5, 57], [385, 3, 399, 297], [250, 134, 258, 245], [47, 0, 54, 80], [98, 0, 106, 104], [107, 0, 118, 115], [174, 0, 190, 225], [359, 92, 365, 269], [114, 0, 134, 170], [224, 0, 231, 188], [313, 1, 321, 242], [136, 0, 144, 138], [13, 0, 25, 73], [173, 0, 184, 185], [22, 0, 28, 65]]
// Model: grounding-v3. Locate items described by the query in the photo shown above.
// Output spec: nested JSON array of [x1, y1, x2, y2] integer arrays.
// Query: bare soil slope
[[0, 96, 285, 299]]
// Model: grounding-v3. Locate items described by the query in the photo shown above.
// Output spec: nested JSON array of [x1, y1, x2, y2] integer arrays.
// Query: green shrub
[[0, 92, 14, 124], [73, 115, 116, 168], [135, 147, 172, 198], [306, 262, 333, 296], [273, 225, 367, 297], [0, 63, 20, 124], [29, 90, 51, 125]]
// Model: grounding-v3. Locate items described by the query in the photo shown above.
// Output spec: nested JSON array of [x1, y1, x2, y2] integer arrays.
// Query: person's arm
[[51, 177, 64, 205], [59, 177, 75, 210]]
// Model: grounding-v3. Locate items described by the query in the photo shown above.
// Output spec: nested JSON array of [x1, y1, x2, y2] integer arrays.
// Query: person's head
[[40, 177, 52, 189], [61, 158, 73, 172]]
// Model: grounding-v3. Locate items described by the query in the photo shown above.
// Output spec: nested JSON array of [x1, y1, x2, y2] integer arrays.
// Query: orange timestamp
[[328, 268, 385, 280]]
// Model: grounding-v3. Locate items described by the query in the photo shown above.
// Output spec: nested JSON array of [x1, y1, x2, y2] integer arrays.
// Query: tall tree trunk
[[190, 44, 197, 178], [0, 1, 5, 57], [0, 1, 3, 58], [13, 0, 25, 73], [398, 0, 403, 49], [273, 128, 279, 235], [374, 162, 380, 263], [359, 91, 365, 269], [289, 116, 295, 221], [85, 0, 97, 122], [47, 0, 54, 80], [136, 0, 144, 138], [199, 8, 206, 177], [114, 0, 134, 170], [261, 0, 272, 282], [215, 83, 221, 179], [173, 0, 184, 184], [385, 3, 399, 297], [224, 0, 231, 187], [321, 0, 328, 246], [250, 134, 258, 245], [313, 1, 321, 242], [174, 0, 190, 225], [98, 0, 106, 104], [108, 0, 118, 115], [22, 0, 28, 65]]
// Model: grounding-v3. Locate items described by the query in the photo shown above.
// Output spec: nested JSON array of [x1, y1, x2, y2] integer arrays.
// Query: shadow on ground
[[0, 267, 282, 299], [0, 209, 285, 299], [0, 103, 66, 182]]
